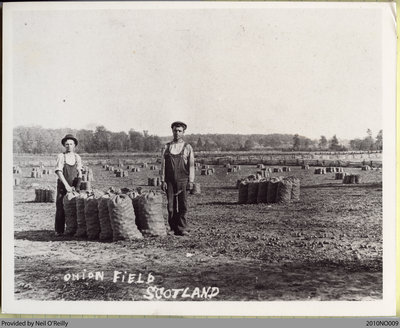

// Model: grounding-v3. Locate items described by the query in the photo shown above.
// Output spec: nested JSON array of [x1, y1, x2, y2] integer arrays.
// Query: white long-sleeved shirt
[[160, 140, 195, 183], [55, 152, 83, 177]]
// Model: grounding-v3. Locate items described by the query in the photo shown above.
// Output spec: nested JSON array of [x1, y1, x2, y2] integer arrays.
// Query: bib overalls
[[55, 153, 81, 234], [164, 143, 189, 234]]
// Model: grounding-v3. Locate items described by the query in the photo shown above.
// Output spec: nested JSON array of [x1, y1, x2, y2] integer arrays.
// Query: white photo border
[[2, 1, 397, 316]]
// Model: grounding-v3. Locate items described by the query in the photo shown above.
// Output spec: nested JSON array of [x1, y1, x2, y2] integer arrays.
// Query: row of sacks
[[29, 168, 53, 176], [103, 163, 149, 170], [361, 165, 374, 171], [201, 168, 215, 175], [115, 169, 129, 177], [256, 165, 292, 172], [31, 171, 43, 178], [238, 177, 300, 204], [315, 167, 345, 174], [81, 167, 94, 181], [62, 189, 166, 241], [35, 188, 56, 202], [225, 163, 241, 168], [148, 177, 162, 186], [343, 174, 361, 184]]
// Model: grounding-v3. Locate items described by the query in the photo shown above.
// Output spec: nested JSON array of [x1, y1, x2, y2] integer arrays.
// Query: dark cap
[[171, 121, 187, 130], [61, 134, 78, 146]]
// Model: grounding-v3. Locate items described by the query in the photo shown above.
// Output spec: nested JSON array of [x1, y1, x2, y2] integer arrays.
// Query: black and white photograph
[[2, 1, 396, 316]]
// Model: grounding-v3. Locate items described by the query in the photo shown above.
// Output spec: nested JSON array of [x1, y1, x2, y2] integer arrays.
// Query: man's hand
[[188, 182, 194, 191], [161, 181, 167, 192], [65, 185, 73, 193]]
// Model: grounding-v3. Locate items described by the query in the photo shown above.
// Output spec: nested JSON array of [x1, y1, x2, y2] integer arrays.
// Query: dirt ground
[[13, 162, 382, 301]]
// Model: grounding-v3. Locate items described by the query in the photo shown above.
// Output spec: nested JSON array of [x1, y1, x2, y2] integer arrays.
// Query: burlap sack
[[287, 177, 300, 201], [46, 189, 56, 202], [247, 182, 259, 204], [63, 190, 79, 236], [98, 194, 113, 240], [276, 179, 293, 204], [336, 172, 347, 180], [128, 190, 141, 227], [136, 191, 166, 237], [267, 178, 280, 203], [108, 194, 142, 241], [35, 189, 40, 202], [256, 180, 269, 203], [236, 179, 242, 189], [75, 192, 88, 237], [238, 181, 249, 204], [247, 174, 257, 181], [84, 190, 103, 240], [80, 181, 91, 191]]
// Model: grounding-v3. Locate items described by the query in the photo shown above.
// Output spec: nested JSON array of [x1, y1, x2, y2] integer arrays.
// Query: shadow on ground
[[14, 230, 113, 243], [301, 183, 382, 189]]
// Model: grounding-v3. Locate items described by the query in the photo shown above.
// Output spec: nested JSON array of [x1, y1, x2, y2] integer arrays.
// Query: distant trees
[[329, 135, 339, 150], [292, 134, 300, 151], [244, 139, 255, 151], [129, 129, 144, 152], [13, 126, 162, 153], [12, 125, 383, 154], [348, 129, 382, 151], [289, 134, 313, 151], [196, 137, 204, 150], [319, 136, 328, 150], [376, 130, 383, 150]]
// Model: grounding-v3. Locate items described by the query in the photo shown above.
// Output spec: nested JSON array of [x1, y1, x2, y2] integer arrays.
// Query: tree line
[[13, 126, 382, 154], [13, 126, 163, 154], [293, 129, 382, 152]]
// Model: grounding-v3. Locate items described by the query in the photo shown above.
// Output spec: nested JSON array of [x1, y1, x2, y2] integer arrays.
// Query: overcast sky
[[9, 2, 387, 139]]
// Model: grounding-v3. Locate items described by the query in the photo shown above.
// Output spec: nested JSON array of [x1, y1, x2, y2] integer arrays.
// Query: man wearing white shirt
[[160, 121, 195, 236]]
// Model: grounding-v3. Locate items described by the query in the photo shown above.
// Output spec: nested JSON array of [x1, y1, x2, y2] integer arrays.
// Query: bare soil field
[[13, 161, 382, 301]]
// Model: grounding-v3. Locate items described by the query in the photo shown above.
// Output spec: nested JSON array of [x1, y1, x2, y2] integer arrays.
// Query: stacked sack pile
[[35, 187, 56, 202], [81, 166, 94, 190], [326, 167, 344, 173], [115, 169, 129, 177], [14, 166, 22, 185], [238, 176, 300, 205], [314, 168, 327, 175], [104, 165, 114, 172], [343, 174, 361, 184], [31, 168, 43, 178], [361, 165, 372, 171], [201, 165, 215, 175], [42, 168, 52, 175], [62, 188, 167, 241], [148, 177, 161, 186], [227, 165, 240, 173], [81, 166, 94, 181]]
